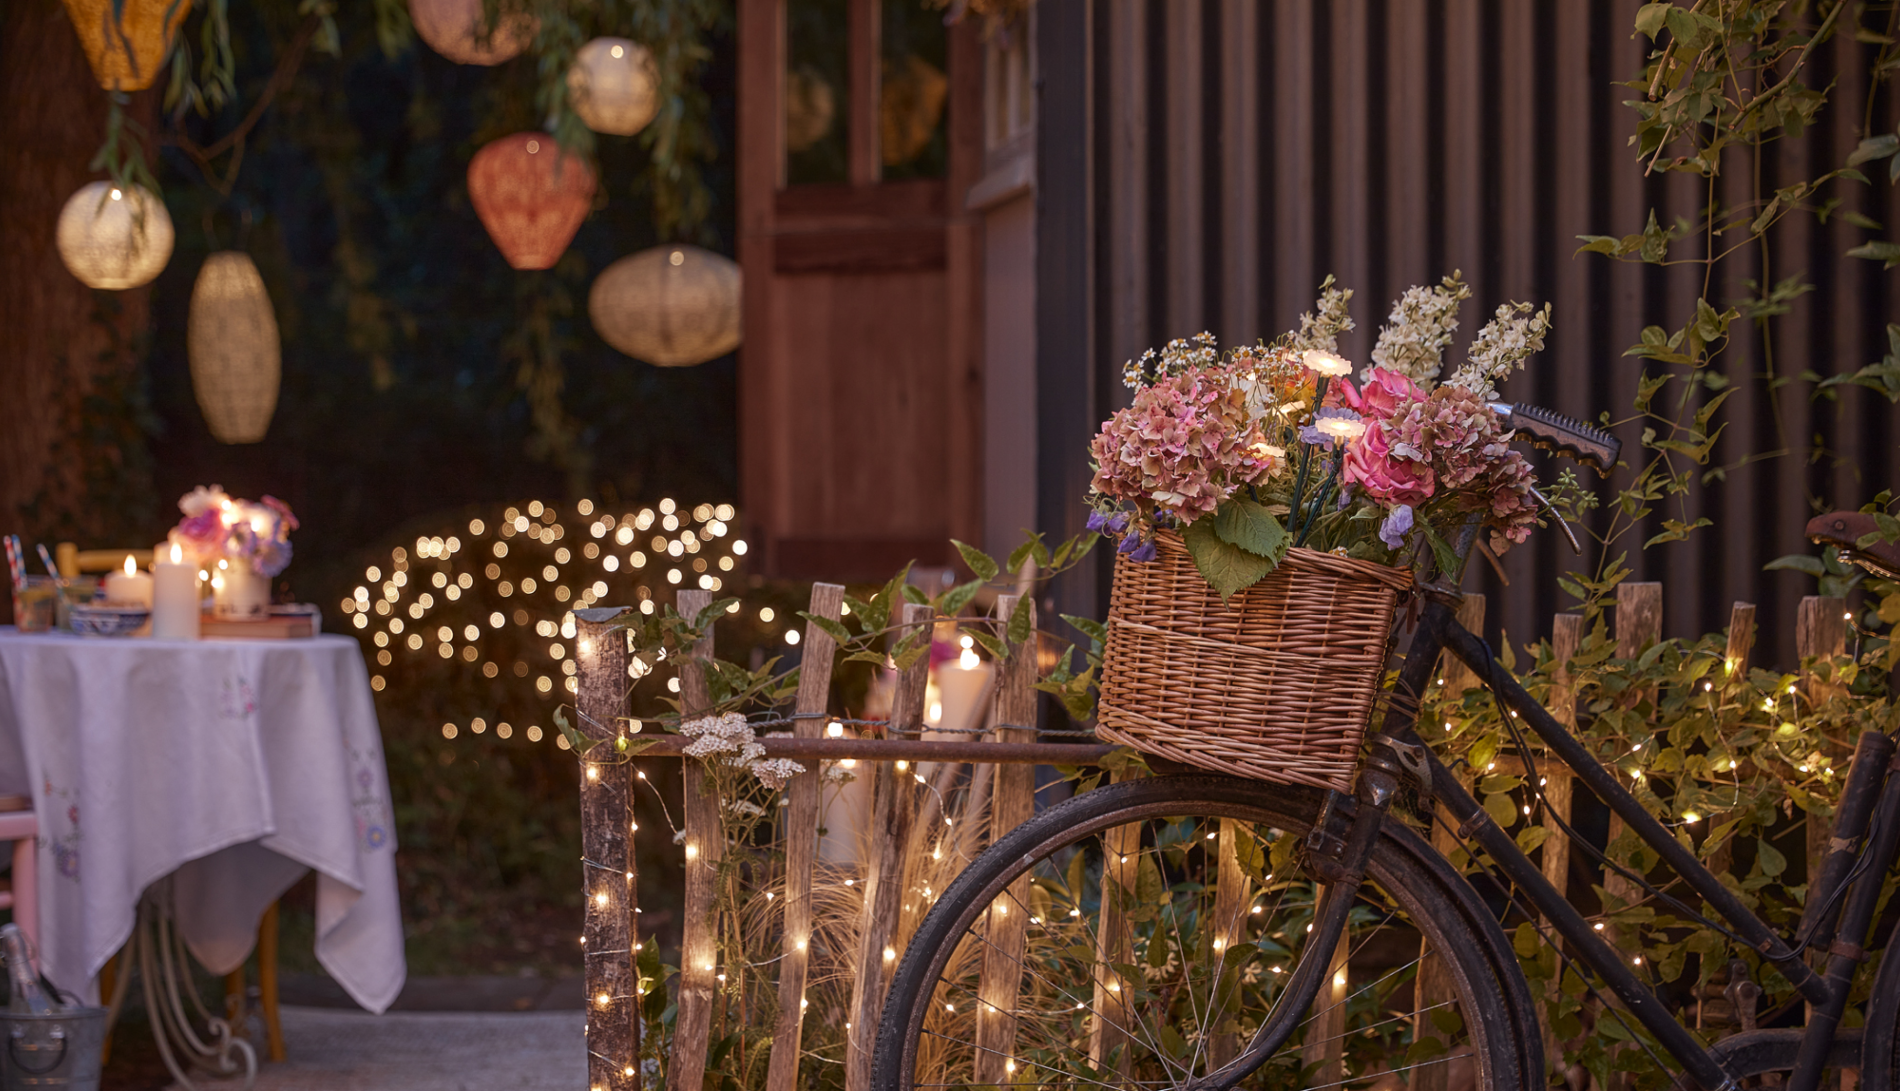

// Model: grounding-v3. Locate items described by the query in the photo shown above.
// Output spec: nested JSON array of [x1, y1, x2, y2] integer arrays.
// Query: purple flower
[[1129, 537, 1157, 562], [252, 537, 293, 578], [1087, 510, 1130, 537], [1087, 510, 1109, 534], [1378, 504, 1415, 549]]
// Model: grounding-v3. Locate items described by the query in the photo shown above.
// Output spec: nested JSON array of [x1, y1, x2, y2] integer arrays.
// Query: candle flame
[[124, 555, 137, 577], [169, 542, 182, 564]]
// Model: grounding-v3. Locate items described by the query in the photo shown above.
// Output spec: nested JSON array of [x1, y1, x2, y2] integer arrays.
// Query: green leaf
[[1485, 792, 1519, 828], [1848, 134, 1900, 167], [797, 611, 852, 649], [969, 630, 1008, 662], [1213, 497, 1291, 561], [1182, 517, 1275, 601], [938, 579, 982, 616], [1633, 2, 1672, 39], [1847, 241, 1900, 269], [1757, 838, 1787, 878], [694, 597, 740, 628], [900, 583, 929, 605], [1005, 596, 1034, 649], [1764, 554, 1826, 577], [952, 539, 1000, 582], [1062, 613, 1109, 650], [1005, 534, 1041, 579], [1420, 520, 1462, 580]]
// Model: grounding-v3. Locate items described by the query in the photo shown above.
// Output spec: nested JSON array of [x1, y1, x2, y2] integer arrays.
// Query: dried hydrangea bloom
[[1088, 362, 1277, 527], [1368, 272, 1471, 388], [1447, 301, 1552, 400]]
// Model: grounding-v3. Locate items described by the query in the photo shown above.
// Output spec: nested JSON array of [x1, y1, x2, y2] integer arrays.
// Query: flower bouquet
[[169, 486, 298, 618], [1087, 276, 1554, 789]]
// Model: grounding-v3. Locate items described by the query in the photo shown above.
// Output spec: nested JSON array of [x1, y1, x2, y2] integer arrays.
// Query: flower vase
[[213, 564, 269, 620]]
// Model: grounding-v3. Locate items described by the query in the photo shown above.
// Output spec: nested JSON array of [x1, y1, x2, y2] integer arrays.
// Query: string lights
[[347, 499, 766, 745]]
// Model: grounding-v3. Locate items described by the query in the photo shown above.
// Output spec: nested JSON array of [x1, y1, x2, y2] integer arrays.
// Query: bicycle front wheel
[[873, 773, 1540, 1091]]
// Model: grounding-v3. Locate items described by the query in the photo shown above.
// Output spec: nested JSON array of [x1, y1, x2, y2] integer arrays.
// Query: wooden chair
[[0, 794, 39, 970], [54, 543, 154, 577]]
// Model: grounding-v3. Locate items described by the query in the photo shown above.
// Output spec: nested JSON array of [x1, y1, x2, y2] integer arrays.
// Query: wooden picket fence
[[570, 583, 1849, 1091]]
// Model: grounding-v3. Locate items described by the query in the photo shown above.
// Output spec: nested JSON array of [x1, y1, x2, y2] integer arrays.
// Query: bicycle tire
[[872, 773, 1541, 1091]]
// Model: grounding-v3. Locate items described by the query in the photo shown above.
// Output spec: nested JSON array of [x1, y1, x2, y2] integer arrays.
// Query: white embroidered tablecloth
[[0, 629, 404, 1012]]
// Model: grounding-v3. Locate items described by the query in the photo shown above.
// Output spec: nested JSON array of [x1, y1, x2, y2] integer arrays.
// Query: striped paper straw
[[4, 536, 23, 592]]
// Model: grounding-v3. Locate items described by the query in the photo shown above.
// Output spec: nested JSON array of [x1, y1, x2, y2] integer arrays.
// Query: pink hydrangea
[[1343, 381, 1538, 547], [1089, 364, 1279, 527]]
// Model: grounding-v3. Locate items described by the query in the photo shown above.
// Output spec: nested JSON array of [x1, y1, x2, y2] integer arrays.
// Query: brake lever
[[1490, 402, 1621, 476]]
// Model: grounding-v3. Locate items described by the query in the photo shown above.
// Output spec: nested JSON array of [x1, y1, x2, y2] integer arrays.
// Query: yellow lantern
[[55, 182, 174, 290], [60, 0, 191, 91], [588, 246, 742, 367], [408, 0, 535, 65], [188, 252, 280, 444], [567, 38, 660, 137]]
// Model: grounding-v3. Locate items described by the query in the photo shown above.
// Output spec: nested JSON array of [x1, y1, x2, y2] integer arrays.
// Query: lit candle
[[103, 554, 154, 607], [151, 542, 200, 640]]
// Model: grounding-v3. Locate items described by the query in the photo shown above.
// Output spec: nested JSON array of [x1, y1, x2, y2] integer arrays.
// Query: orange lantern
[[408, 0, 535, 66], [467, 133, 596, 270], [60, 0, 191, 92]]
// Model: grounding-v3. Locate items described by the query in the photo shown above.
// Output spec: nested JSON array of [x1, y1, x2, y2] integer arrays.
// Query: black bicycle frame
[[1376, 599, 1900, 1091]]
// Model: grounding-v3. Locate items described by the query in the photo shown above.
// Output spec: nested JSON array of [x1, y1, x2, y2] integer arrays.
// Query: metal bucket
[[0, 1006, 107, 1090]]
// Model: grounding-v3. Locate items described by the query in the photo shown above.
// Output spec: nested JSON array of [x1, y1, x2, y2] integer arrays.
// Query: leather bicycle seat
[[1807, 511, 1900, 580]]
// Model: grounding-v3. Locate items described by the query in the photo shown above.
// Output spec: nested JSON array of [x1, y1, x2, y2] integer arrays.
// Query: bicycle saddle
[[1807, 511, 1900, 580]]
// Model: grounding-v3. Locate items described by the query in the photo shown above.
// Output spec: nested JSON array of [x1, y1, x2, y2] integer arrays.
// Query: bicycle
[[872, 499, 1900, 1090]]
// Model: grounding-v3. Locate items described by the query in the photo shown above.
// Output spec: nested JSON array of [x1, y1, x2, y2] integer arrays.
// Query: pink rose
[[1339, 367, 1425, 421], [1344, 424, 1435, 507]]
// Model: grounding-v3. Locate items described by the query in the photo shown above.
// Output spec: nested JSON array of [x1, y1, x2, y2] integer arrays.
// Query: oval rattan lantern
[[60, 0, 191, 91], [55, 182, 174, 290], [567, 38, 659, 136], [467, 133, 596, 270], [588, 245, 742, 367], [408, 0, 535, 65], [188, 252, 280, 444]]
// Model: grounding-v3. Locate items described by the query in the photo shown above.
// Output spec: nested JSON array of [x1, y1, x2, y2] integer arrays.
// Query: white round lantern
[[589, 245, 742, 367], [188, 252, 281, 444], [408, 0, 536, 65], [567, 38, 659, 136], [55, 182, 173, 290]]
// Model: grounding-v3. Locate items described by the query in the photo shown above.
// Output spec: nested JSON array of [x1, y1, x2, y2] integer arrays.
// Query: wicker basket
[[1095, 530, 1413, 791]]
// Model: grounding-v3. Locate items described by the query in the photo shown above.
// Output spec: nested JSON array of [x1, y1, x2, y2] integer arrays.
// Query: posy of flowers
[[169, 485, 298, 578], [1087, 274, 1553, 598]]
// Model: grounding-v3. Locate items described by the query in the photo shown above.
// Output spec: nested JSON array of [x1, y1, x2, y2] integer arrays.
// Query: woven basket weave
[[1096, 531, 1412, 791]]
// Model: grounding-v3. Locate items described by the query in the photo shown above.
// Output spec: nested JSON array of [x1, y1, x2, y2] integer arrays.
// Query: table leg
[[257, 901, 284, 1062]]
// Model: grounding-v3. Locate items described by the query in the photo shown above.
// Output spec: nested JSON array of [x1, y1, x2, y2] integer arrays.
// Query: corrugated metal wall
[[1038, 0, 1900, 668]]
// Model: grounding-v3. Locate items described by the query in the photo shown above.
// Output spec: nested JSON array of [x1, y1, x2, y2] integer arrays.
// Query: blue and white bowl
[[68, 604, 150, 637]]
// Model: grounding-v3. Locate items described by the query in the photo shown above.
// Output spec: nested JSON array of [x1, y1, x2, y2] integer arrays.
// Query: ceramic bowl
[[68, 604, 150, 637]]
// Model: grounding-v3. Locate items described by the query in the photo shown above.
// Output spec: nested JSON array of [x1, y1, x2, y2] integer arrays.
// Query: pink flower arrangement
[[168, 486, 298, 578]]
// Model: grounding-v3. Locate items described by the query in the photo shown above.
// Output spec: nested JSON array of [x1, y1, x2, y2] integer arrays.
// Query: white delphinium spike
[[1290, 277, 1355, 354], [1367, 272, 1471, 388], [1447, 300, 1553, 400]]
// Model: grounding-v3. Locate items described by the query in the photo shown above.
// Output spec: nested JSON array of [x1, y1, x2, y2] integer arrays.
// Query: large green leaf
[[1183, 517, 1275, 601], [1212, 497, 1290, 562]]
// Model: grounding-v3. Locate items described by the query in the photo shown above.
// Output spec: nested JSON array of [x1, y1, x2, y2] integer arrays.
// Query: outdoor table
[[0, 628, 404, 1017]]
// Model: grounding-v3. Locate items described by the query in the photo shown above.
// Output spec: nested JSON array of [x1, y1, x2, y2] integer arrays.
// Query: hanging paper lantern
[[55, 182, 174, 290], [408, 0, 535, 65], [567, 38, 660, 137], [59, 0, 191, 91], [187, 252, 281, 444], [589, 246, 742, 367], [467, 133, 596, 270]]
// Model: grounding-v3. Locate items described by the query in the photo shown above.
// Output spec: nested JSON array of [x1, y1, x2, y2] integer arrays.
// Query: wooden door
[[738, 0, 983, 582]]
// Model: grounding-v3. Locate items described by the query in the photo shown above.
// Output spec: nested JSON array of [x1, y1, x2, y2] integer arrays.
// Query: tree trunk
[[0, 0, 158, 596]]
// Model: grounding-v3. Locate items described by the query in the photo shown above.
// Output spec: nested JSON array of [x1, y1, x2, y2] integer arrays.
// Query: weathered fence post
[[1299, 931, 1351, 1088], [845, 602, 932, 1091], [1797, 596, 1847, 908], [1207, 819, 1252, 1069], [973, 594, 1036, 1086], [1702, 603, 1755, 884], [577, 607, 637, 1091], [1606, 582, 1662, 923], [1539, 612, 1583, 1075], [764, 583, 847, 1091], [1416, 592, 1484, 1091], [1091, 776, 1136, 1076], [666, 590, 719, 1091]]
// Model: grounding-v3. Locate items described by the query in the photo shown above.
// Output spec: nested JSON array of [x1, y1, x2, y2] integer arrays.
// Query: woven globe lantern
[[588, 245, 742, 367], [55, 182, 174, 290], [409, 0, 535, 65], [188, 252, 280, 444], [567, 38, 659, 136], [60, 0, 191, 91], [467, 133, 596, 270]]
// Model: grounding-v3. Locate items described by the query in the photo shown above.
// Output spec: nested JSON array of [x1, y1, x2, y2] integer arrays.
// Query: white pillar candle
[[151, 542, 200, 640], [103, 554, 154, 607]]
